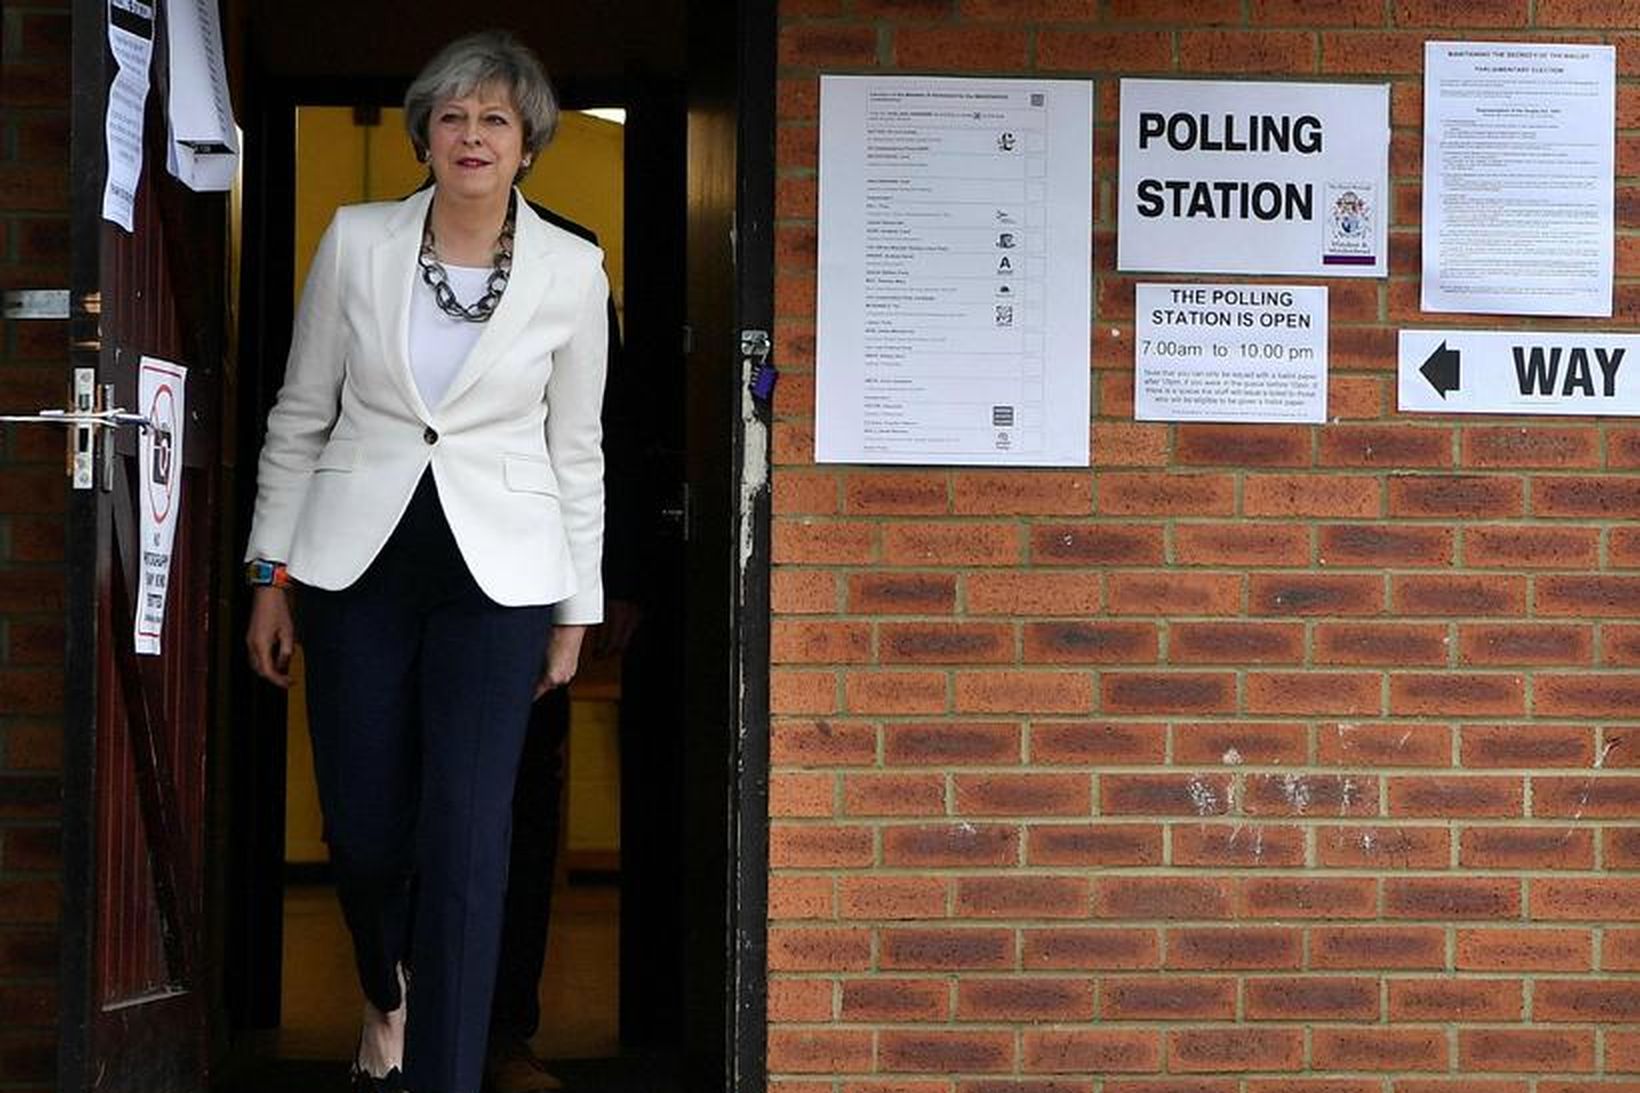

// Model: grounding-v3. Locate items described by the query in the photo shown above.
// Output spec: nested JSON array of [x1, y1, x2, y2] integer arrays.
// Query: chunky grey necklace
[[417, 193, 516, 323]]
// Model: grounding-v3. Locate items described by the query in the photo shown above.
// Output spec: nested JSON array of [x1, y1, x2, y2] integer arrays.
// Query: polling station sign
[[1118, 79, 1390, 278], [1399, 329, 1640, 415]]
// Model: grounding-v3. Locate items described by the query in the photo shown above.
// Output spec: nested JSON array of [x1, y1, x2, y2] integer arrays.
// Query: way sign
[[1398, 329, 1640, 416]]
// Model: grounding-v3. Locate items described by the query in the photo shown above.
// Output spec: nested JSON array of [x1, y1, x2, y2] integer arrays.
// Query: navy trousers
[[300, 473, 553, 1093]]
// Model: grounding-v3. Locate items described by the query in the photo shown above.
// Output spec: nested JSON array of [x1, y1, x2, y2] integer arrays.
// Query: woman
[[244, 30, 606, 1093]]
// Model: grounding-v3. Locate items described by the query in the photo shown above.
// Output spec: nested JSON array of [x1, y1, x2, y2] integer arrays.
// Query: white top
[[409, 264, 489, 409]]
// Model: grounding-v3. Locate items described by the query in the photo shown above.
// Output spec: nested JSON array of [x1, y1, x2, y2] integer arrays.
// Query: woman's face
[[425, 83, 526, 205]]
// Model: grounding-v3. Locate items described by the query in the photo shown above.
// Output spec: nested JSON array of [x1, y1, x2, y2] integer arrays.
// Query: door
[[59, 0, 226, 1089]]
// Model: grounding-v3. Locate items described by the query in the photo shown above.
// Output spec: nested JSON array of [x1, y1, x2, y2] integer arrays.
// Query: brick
[[1389, 674, 1525, 717], [1031, 722, 1167, 765], [1533, 878, 1640, 921], [882, 823, 1018, 867], [772, 621, 872, 664], [1102, 773, 1231, 817], [1535, 476, 1640, 517], [1614, 1032, 1640, 1073], [1243, 474, 1380, 518], [1175, 425, 1311, 467], [0, 671, 61, 717], [1314, 623, 1447, 666], [1606, 827, 1640, 868], [845, 671, 946, 714], [1459, 624, 1591, 666], [1314, 1028, 1449, 1071], [1252, 1083, 1383, 1093], [773, 570, 838, 614], [769, 978, 835, 1023], [0, 168, 66, 213], [967, 572, 1100, 616], [1387, 776, 1523, 818], [959, 1083, 1095, 1093], [1320, 31, 1431, 74], [1021, 1029, 1162, 1074], [779, 25, 878, 68], [1535, 980, 1640, 1022], [1173, 722, 1308, 766], [1108, 573, 1241, 616], [767, 928, 873, 972], [838, 977, 946, 1023], [1243, 773, 1379, 816], [958, 977, 1094, 1022], [1388, 475, 1523, 518], [1319, 425, 1452, 468], [881, 622, 1012, 665], [769, 876, 834, 920], [1169, 1028, 1304, 1073], [1030, 524, 1165, 566], [1248, 573, 1382, 615], [883, 522, 1018, 565], [1173, 525, 1309, 567], [1253, 0, 1384, 23], [769, 825, 874, 868], [1245, 976, 1380, 1020], [884, 722, 1019, 767], [1389, 978, 1522, 1022], [767, 1029, 873, 1074], [1171, 622, 1303, 665], [1538, 575, 1640, 616], [840, 773, 943, 817], [956, 671, 1092, 714], [849, 572, 956, 614], [0, 929, 55, 977], [1319, 524, 1453, 567], [1460, 724, 1594, 768], [954, 875, 1091, 926], [959, 0, 1098, 15], [1534, 776, 1640, 818], [1095, 877, 1233, 921], [771, 720, 876, 767], [1318, 723, 1451, 767], [771, 671, 839, 715], [1094, 422, 1170, 467], [1392, 574, 1526, 616], [843, 472, 946, 515], [1240, 877, 1378, 919], [774, 520, 874, 564], [1310, 925, 1446, 969], [1459, 928, 1591, 972], [1171, 823, 1306, 868], [1394, 0, 1528, 24], [838, 876, 947, 920], [1536, 675, 1640, 719], [1247, 671, 1382, 716], [880, 928, 1013, 970], [1102, 976, 1236, 1021], [1464, 425, 1599, 468], [1317, 825, 1450, 869], [1465, 525, 1599, 568], [1098, 474, 1234, 516], [891, 27, 1030, 71], [1385, 877, 1521, 919], [772, 773, 836, 818], [1022, 928, 1158, 970], [1166, 926, 1302, 969], [1101, 673, 1235, 715], [953, 473, 1091, 516], [1021, 621, 1156, 664], [1037, 30, 1173, 71], [1029, 823, 1163, 867], [955, 773, 1090, 816], [1458, 1029, 1594, 1073], [1603, 928, 1640, 970]]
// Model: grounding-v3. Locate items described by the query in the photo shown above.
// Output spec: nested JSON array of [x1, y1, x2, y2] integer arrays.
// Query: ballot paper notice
[[815, 75, 1093, 466], [165, 0, 240, 190], [1422, 42, 1615, 317], [102, 0, 155, 230], [134, 357, 186, 656]]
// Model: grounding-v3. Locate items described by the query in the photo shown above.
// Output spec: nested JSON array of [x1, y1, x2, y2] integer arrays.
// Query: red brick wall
[[0, 2, 69, 1090], [771, 2, 1640, 1090]]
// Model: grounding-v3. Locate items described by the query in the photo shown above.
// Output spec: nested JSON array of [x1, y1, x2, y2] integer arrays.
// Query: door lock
[[0, 368, 151, 490]]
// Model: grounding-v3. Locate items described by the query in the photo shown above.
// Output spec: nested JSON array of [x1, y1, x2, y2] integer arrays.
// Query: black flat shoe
[[349, 1061, 405, 1093]]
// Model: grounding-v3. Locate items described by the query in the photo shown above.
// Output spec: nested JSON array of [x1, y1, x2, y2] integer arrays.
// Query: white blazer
[[245, 187, 608, 620]]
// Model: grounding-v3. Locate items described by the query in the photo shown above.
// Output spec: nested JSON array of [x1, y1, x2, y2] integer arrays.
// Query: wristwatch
[[245, 559, 291, 588]]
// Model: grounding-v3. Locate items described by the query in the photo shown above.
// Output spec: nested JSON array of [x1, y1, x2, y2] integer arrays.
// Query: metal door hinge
[[3, 290, 70, 320]]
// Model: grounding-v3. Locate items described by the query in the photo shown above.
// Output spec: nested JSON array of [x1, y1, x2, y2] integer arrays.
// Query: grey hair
[[403, 30, 558, 176]]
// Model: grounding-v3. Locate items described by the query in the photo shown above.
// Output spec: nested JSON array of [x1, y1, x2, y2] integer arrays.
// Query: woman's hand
[[534, 624, 587, 698], [246, 586, 297, 688]]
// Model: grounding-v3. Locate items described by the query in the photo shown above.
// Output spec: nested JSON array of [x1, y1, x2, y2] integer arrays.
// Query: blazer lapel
[[435, 191, 557, 409], [371, 187, 435, 421]]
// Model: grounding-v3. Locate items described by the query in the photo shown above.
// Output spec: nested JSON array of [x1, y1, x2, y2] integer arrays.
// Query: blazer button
[[423, 426, 438, 445]]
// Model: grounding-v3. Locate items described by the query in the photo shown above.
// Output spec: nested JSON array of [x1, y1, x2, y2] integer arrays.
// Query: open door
[[58, 0, 227, 1089]]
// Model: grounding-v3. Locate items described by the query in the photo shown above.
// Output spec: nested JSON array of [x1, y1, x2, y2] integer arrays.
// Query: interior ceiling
[[246, 0, 689, 85]]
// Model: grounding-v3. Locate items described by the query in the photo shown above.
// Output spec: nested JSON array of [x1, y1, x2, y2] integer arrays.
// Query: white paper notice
[[165, 0, 240, 191], [134, 357, 186, 656], [1118, 79, 1389, 278], [1422, 42, 1615, 317], [815, 75, 1093, 466], [1136, 284, 1329, 423], [103, 0, 155, 231]]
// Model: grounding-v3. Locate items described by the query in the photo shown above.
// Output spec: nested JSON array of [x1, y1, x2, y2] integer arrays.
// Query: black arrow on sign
[[1420, 341, 1460, 398]]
